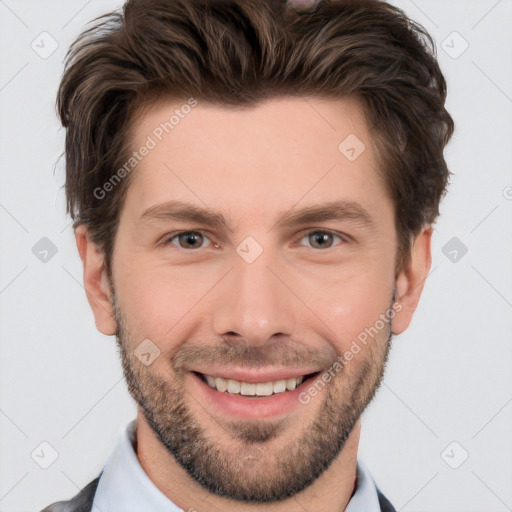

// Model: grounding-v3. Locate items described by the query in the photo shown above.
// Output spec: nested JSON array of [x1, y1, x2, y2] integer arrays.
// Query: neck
[[136, 410, 361, 512]]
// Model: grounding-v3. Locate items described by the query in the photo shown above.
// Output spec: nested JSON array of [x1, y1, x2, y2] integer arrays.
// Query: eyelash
[[161, 229, 348, 250]]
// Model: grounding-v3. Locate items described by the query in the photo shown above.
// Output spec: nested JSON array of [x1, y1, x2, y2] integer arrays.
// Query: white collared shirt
[[92, 419, 381, 512]]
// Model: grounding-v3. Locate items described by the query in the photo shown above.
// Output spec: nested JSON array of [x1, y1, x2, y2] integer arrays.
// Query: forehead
[[123, 96, 390, 225]]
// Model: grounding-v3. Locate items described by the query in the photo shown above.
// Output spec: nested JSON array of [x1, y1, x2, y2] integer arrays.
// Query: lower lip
[[189, 372, 320, 419]]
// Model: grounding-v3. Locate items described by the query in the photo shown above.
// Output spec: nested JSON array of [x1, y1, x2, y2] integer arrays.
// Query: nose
[[212, 248, 296, 349]]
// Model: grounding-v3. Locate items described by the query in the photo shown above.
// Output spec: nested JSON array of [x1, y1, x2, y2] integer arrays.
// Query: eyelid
[[160, 228, 350, 249], [295, 228, 349, 248], [160, 229, 217, 248]]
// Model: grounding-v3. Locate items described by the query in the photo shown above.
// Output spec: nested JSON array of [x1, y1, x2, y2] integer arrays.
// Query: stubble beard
[[112, 295, 393, 503]]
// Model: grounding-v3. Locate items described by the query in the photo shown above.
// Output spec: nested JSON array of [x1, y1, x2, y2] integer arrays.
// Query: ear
[[75, 224, 117, 336], [392, 226, 433, 335]]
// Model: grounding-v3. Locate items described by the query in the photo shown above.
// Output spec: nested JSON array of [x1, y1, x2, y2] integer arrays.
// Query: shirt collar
[[345, 458, 381, 511], [93, 419, 181, 512], [93, 419, 381, 512]]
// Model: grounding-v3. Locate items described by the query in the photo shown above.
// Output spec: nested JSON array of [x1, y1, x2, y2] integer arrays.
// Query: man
[[43, 0, 453, 510]]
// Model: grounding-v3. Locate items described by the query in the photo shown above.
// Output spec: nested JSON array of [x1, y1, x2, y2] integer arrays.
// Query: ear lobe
[[74, 225, 117, 336], [392, 226, 433, 335]]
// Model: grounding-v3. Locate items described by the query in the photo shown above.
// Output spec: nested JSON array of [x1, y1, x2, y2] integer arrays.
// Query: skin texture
[[76, 96, 432, 512]]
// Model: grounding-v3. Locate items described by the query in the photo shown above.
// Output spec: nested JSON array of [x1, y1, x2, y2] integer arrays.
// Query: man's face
[[107, 97, 399, 501]]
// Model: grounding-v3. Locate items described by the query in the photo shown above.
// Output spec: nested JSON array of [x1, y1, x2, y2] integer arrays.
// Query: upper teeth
[[203, 374, 305, 396]]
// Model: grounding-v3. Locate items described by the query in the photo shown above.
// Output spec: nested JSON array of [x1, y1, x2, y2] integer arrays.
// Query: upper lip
[[193, 367, 322, 383]]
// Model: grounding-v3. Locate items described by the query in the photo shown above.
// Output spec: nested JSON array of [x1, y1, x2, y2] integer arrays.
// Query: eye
[[164, 230, 214, 249], [299, 230, 346, 249]]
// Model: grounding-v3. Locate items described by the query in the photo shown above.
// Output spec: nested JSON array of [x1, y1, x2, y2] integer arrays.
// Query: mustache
[[171, 339, 340, 374]]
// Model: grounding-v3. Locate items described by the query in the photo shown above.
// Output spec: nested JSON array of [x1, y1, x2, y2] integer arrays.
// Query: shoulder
[[40, 474, 102, 512]]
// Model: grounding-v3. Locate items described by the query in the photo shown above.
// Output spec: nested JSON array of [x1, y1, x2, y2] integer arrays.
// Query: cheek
[[113, 229, 396, 359], [294, 256, 395, 353], [113, 260, 221, 344]]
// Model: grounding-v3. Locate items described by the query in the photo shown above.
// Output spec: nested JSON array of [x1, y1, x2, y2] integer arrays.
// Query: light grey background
[[0, 1, 511, 511]]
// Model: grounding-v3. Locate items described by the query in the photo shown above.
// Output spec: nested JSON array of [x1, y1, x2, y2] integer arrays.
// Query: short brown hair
[[57, 0, 454, 274]]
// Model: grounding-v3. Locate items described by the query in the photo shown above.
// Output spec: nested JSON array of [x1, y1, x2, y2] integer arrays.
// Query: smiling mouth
[[194, 371, 320, 397]]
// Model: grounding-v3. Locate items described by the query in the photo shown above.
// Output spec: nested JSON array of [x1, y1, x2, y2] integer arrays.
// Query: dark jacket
[[41, 472, 396, 512]]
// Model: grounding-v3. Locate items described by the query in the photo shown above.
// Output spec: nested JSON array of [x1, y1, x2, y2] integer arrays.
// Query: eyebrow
[[139, 200, 234, 232], [277, 200, 374, 231], [138, 199, 375, 232]]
